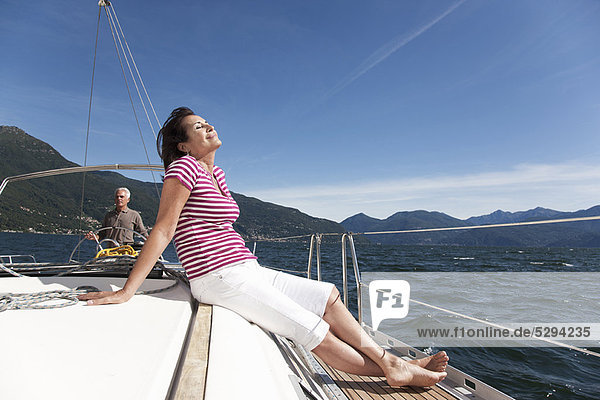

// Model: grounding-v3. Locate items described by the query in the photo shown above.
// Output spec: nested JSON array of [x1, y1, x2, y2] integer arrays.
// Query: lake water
[[1, 232, 599, 399]]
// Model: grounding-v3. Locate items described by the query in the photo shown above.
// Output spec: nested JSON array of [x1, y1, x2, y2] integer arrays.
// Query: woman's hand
[[78, 288, 134, 306], [78, 179, 191, 307]]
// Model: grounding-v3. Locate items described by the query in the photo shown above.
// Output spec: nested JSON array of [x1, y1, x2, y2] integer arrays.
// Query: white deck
[[0, 276, 193, 400], [1, 275, 311, 400], [204, 306, 303, 399]]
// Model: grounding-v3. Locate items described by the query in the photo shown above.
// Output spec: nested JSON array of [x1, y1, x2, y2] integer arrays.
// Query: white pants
[[190, 259, 334, 350]]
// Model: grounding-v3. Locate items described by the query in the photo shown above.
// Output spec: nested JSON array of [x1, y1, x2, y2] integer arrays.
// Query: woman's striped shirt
[[164, 155, 256, 280]]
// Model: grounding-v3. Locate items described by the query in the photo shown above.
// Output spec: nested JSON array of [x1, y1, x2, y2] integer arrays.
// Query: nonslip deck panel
[[0, 276, 193, 400], [315, 356, 457, 400]]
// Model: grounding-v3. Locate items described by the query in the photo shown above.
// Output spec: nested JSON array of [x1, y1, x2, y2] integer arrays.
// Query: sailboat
[[0, 1, 515, 399]]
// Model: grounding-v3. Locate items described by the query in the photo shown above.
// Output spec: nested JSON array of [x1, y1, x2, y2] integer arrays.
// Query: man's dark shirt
[[99, 208, 148, 245]]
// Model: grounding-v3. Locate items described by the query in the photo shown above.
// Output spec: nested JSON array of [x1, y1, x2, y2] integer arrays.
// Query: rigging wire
[[62, 0, 600, 362], [76, 6, 103, 261], [109, 2, 162, 133], [76, 0, 164, 260], [103, 4, 161, 199], [106, 4, 161, 139]]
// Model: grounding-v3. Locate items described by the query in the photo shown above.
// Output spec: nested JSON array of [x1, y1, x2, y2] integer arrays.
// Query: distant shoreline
[[1, 230, 78, 235], [2, 231, 598, 249]]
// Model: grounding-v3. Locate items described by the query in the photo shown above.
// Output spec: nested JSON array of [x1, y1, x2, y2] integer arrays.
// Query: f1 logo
[[369, 280, 410, 331]]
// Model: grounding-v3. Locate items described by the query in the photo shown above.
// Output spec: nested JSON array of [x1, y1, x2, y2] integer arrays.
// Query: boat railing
[[307, 232, 364, 324], [278, 213, 600, 361], [341, 233, 363, 323], [303, 215, 600, 324], [0, 254, 37, 264], [0, 164, 164, 197], [306, 233, 322, 281], [301, 225, 600, 359]]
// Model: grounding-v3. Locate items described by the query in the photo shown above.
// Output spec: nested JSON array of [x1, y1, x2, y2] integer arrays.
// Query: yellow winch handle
[[94, 245, 139, 258]]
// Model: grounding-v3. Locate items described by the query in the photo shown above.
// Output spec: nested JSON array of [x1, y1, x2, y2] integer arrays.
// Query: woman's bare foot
[[408, 351, 449, 372], [383, 354, 447, 387]]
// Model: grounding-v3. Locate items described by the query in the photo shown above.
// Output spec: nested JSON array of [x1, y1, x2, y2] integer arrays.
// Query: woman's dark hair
[[157, 106, 195, 169]]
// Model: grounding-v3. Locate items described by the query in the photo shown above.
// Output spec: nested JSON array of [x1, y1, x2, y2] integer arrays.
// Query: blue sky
[[1, 0, 599, 222]]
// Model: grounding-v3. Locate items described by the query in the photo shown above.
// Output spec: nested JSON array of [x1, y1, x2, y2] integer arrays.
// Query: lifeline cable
[[246, 215, 600, 242], [408, 297, 600, 359]]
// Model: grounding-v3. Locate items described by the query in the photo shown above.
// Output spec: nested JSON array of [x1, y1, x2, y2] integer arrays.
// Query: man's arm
[[134, 211, 149, 238], [98, 213, 110, 240], [78, 179, 190, 305]]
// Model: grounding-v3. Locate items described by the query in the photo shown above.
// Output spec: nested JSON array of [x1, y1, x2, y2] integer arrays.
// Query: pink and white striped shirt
[[164, 155, 257, 280]]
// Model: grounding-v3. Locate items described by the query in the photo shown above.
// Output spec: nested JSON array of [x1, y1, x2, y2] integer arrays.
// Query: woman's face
[[180, 114, 221, 158]]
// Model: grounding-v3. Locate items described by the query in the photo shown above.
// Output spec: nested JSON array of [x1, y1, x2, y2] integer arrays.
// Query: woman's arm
[[78, 178, 191, 305]]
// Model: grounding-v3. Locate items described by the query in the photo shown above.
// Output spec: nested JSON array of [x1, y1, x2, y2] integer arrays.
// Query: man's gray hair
[[115, 187, 131, 198]]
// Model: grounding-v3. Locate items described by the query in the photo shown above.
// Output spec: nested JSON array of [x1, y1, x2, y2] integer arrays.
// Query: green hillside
[[233, 192, 344, 239], [0, 126, 346, 239], [0, 126, 161, 233]]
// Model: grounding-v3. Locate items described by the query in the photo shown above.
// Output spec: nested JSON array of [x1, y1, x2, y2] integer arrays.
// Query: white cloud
[[245, 162, 600, 222]]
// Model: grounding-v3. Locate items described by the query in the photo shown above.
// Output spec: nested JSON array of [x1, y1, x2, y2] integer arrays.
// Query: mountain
[[0, 126, 162, 233], [341, 206, 600, 247], [232, 193, 344, 239], [0, 126, 345, 239], [466, 207, 562, 225], [341, 213, 381, 233], [4, 125, 599, 247]]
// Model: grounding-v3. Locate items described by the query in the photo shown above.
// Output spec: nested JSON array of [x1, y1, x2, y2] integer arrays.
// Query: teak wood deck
[[315, 356, 457, 400], [172, 303, 458, 400], [173, 303, 212, 400]]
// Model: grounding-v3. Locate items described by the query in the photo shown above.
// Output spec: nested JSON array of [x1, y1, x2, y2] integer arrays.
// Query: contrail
[[322, 0, 466, 101]]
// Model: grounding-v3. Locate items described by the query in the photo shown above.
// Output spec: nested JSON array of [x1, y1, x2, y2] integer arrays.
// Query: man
[[87, 187, 148, 245]]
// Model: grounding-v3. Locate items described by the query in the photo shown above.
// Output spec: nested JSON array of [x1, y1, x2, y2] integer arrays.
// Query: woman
[[79, 107, 448, 387]]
